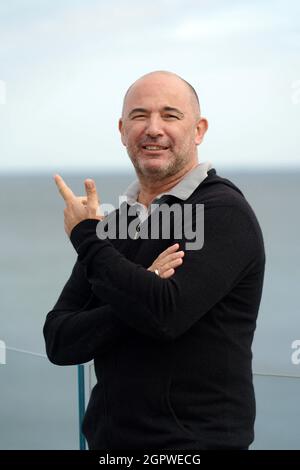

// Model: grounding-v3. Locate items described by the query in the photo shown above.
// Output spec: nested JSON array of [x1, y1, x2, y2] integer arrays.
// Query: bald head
[[122, 70, 201, 120], [118, 70, 208, 183]]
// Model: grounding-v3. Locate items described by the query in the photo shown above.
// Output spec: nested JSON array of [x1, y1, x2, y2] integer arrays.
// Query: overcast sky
[[0, 0, 299, 172]]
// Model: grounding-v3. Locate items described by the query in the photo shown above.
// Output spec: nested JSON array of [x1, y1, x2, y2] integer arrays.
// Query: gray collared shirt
[[122, 161, 213, 223]]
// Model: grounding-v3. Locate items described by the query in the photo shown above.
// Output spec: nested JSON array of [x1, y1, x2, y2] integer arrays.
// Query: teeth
[[144, 146, 166, 150]]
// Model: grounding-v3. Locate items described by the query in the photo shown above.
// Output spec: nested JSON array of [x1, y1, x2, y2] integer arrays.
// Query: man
[[43, 71, 265, 450]]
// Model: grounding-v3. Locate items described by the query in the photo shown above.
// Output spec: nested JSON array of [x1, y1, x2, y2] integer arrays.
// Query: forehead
[[124, 75, 193, 113]]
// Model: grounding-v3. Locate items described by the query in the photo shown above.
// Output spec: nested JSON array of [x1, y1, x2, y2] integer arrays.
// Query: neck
[[137, 160, 199, 207]]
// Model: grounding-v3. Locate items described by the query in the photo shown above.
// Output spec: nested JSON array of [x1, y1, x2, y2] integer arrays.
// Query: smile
[[142, 145, 169, 150]]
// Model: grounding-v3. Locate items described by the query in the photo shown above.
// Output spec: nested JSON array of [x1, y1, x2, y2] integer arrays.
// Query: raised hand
[[54, 174, 103, 237], [147, 243, 184, 279]]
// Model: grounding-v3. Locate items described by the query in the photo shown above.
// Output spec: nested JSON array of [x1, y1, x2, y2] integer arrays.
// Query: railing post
[[77, 364, 86, 450]]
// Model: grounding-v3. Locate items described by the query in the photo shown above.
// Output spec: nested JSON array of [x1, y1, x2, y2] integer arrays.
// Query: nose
[[145, 115, 164, 138]]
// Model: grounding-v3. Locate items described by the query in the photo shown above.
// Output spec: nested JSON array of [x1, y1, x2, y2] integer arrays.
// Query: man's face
[[119, 74, 207, 180]]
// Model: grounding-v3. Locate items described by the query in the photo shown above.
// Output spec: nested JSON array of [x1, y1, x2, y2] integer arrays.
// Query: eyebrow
[[163, 106, 184, 117], [128, 108, 148, 117], [128, 106, 184, 118]]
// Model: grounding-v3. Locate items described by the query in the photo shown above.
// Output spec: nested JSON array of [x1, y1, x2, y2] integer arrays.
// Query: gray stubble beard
[[128, 147, 191, 182]]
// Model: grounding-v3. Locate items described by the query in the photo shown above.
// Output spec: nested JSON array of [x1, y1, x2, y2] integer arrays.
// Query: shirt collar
[[122, 161, 213, 207]]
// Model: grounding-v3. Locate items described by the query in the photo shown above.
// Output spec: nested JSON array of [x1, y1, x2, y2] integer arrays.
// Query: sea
[[0, 169, 299, 449]]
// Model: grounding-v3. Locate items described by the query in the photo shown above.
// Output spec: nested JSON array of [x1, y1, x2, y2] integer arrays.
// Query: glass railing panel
[[0, 348, 78, 450], [252, 373, 300, 449]]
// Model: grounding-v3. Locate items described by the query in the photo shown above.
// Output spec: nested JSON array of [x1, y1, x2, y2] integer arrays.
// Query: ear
[[195, 118, 208, 146], [118, 118, 127, 147]]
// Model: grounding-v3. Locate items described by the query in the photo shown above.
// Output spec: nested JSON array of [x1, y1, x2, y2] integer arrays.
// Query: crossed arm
[[44, 175, 187, 364], [44, 175, 259, 366], [43, 240, 185, 365], [44, 208, 257, 365]]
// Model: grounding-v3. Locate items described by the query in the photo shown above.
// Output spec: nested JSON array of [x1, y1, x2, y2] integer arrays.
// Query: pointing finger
[[54, 174, 76, 203]]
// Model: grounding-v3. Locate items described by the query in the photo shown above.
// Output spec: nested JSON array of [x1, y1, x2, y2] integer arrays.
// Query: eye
[[164, 114, 179, 119], [132, 115, 146, 120]]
